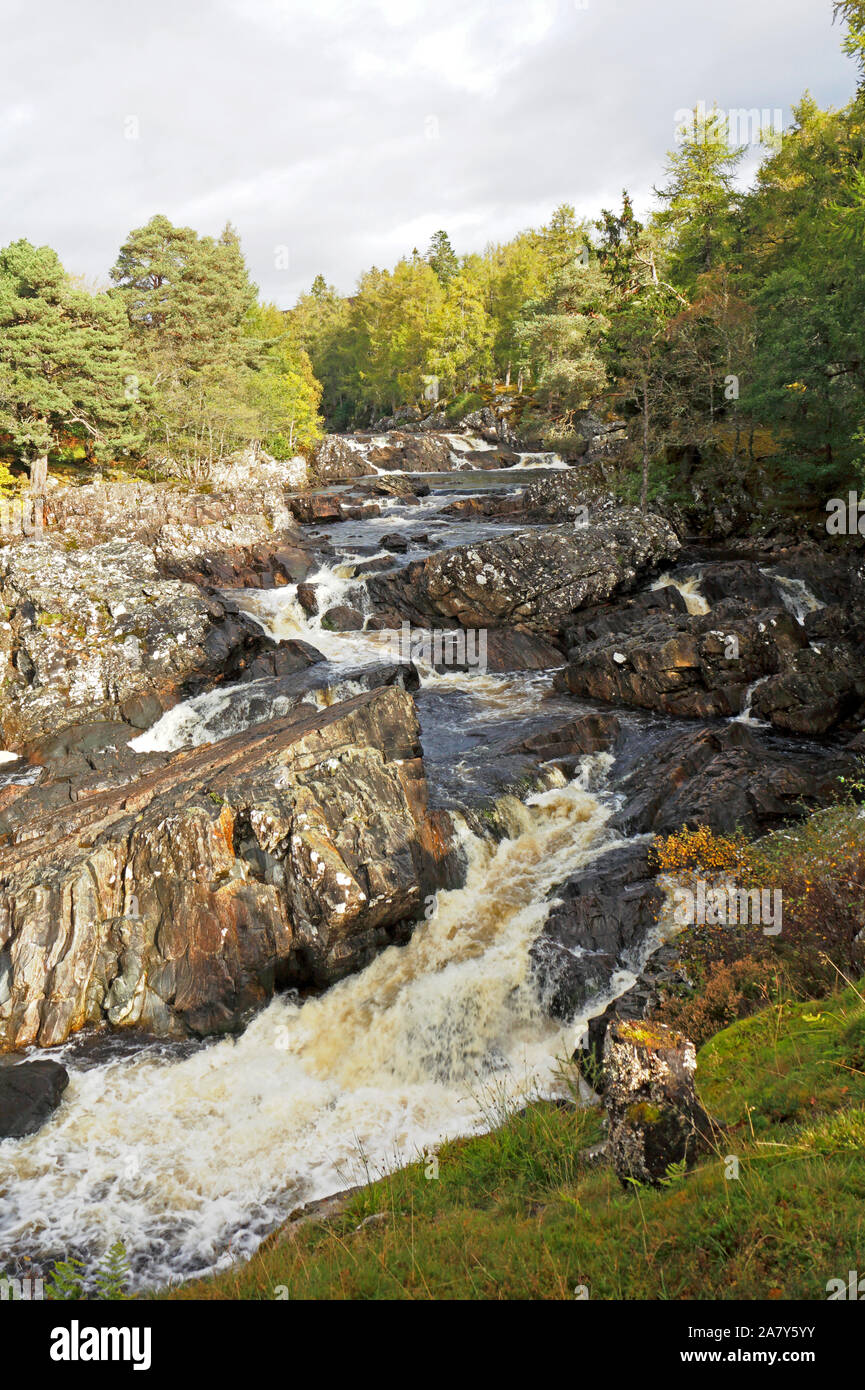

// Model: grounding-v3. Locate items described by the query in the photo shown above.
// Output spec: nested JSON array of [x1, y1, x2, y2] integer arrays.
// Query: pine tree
[[654, 107, 744, 294], [110, 215, 260, 474], [426, 230, 459, 286], [0, 239, 142, 489]]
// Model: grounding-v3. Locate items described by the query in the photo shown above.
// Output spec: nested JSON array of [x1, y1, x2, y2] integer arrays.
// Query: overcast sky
[[0, 0, 856, 305]]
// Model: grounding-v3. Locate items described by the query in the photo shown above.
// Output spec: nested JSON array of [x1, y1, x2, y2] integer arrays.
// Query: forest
[[1, 0, 864, 510]]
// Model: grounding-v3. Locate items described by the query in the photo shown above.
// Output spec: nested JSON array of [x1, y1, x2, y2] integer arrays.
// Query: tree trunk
[[29, 456, 48, 496]]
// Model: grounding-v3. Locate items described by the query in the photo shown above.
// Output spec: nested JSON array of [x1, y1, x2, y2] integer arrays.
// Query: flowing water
[[0, 461, 644, 1289], [651, 570, 710, 615]]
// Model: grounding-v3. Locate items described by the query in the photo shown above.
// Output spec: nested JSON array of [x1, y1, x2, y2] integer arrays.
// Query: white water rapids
[[0, 774, 632, 1289], [0, 463, 648, 1291]]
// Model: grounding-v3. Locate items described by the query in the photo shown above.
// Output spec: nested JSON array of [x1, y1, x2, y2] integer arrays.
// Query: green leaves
[[0, 239, 143, 470]]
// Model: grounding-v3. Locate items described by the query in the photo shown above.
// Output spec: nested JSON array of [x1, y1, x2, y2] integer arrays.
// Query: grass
[[162, 978, 865, 1301]]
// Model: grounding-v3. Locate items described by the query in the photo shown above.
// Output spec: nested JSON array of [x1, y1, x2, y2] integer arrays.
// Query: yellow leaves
[[651, 824, 746, 874]]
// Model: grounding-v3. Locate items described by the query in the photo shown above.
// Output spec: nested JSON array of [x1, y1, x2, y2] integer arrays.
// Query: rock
[[236, 639, 325, 682], [508, 711, 622, 762], [0, 1059, 69, 1138], [531, 846, 662, 1020], [321, 605, 365, 631], [373, 406, 422, 430], [351, 475, 431, 500], [459, 449, 519, 469], [367, 510, 680, 637], [483, 629, 564, 671], [609, 722, 850, 837], [296, 584, 319, 615], [0, 686, 459, 1051], [207, 447, 308, 492], [697, 561, 784, 609], [603, 1019, 714, 1187], [0, 539, 265, 752], [313, 436, 370, 483], [289, 495, 344, 525], [575, 944, 692, 1089], [380, 533, 410, 554], [555, 558, 865, 736], [557, 603, 807, 722]]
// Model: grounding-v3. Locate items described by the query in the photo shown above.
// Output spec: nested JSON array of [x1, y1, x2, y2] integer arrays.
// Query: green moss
[[626, 1101, 663, 1125]]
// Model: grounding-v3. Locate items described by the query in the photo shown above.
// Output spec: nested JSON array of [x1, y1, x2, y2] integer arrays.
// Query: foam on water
[[763, 570, 825, 625], [0, 776, 629, 1290], [651, 571, 710, 615]]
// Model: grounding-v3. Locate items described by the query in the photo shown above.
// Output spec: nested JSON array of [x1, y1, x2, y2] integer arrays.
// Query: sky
[[0, 0, 857, 306]]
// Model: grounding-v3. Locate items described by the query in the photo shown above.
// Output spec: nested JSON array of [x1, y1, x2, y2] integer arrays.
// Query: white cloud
[[0, 0, 856, 305]]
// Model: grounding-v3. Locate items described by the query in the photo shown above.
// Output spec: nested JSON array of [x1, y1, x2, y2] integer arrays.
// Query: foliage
[[0, 240, 142, 475], [652, 808, 865, 1042], [46, 1240, 132, 1301]]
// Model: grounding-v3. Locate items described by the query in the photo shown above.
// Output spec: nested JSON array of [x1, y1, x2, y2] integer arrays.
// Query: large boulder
[[312, 436, 371, 483], [0, 539, 265, 753], [609, 722, 850, 837], [557, 604, 807, 722], [531, 845, 662, 1020], [0, 686, 459, 1051], [603, 1019, 714, 1187], [367, 510, 680, 636], [0, 1059, 69, 1138]]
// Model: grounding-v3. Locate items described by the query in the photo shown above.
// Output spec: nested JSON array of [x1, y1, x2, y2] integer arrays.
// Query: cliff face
[[0, 686, 458, 1051]]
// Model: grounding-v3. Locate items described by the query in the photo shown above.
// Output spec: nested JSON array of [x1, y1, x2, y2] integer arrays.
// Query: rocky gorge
[[0, 417, 862, 1287]]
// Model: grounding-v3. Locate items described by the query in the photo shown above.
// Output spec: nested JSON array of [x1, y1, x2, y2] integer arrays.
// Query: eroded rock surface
[[0, 686, 458, 1051], [603, 1018, 714, 1187], [0, 539, 267, 754], [368, 510, 680, 635]]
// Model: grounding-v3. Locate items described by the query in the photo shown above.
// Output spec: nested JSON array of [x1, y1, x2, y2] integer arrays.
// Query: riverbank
[[166, 965, 865, 1300], [1, 425, 863, 1294]]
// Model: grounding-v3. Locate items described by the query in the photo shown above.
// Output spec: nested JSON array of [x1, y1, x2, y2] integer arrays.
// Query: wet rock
[[484, 629, 564, 671], [289, 495, 344, 525], [0, 1059, 69, 1138], [508, 711, 622, 761], [351, 475, 431, 500], [321, 605, 365, 631], [697, 561, 783, 609], [460, 449, 519, 469], [367, 510, 680, 637], [603, 1019, 714, 1187], [237, 639, 325, 682], [531, 845, 662, 1021], [557, 604, 807, 722], [296, 584, 319, 615], [380, 533, 410, 554], [0, 686, 460, 1051], [556, 565, 865, 736]]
